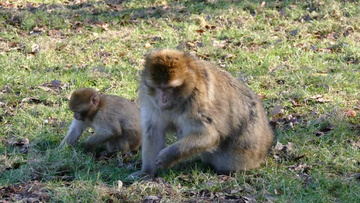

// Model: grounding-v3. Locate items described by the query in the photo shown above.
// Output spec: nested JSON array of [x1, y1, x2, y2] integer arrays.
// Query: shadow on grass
[[1, 0, 306, 32]]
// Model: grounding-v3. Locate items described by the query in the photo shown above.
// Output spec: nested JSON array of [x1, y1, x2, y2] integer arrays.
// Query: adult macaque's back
[[132, 49, 274, 177]]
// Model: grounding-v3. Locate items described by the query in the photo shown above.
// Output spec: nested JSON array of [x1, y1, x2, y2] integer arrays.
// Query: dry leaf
[[145, 43, 152, 49], [273, 142, 294, 161], [95, 21, 109, 31], [274, 189, 282, 196], [270, 105, 284, 117], [310, 95, 330, 103], [257, 94, 266, 99], [274, 142, 294, 151], [21, 97, 42, 104], [144, 195, 160, 203], [316, 98, 330, 103], [117, 180, 123, 191], [310, 94, 323, 99], [194, 29, 205, 34], [312, 73, 328, 76], [289, 164, 311, 173], [274, 142, 285, 151], [352, 141, 360, 149], [259, 1, 266, 9], [345, 110, 356, 118], [8, 138, 29, 154]]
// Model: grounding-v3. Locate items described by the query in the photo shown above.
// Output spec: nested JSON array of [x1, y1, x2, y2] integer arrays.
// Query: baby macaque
[[59, 88, 141, 154], [131, 49, 273, 177]]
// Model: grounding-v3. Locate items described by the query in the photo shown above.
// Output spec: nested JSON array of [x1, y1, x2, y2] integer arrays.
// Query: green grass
[[0, 0, 359, 202]]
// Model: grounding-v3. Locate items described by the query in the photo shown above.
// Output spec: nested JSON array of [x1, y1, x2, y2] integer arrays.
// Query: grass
[[0, 0, 359, 202]]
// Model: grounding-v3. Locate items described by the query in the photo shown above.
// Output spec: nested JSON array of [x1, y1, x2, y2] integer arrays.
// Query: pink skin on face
[[156, 88, 171, 109], [150, 79, 183, 110]]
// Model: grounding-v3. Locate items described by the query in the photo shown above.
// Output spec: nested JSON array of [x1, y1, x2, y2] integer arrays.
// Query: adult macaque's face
[[145, 80, 183, 110]]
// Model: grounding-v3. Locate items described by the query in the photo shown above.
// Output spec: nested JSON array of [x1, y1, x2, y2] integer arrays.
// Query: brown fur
[[130, 49, 273, 178], [60, 88, 142, 153]]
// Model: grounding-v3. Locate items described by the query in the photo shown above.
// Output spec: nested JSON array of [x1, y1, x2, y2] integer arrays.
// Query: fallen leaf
[[310, 95, 330, 103], [21, 97, 42, 104], [117, 180, 123, 191], [95, 21, 109, 31], [144, 195, 160, 203], [273, 142, 296, 161], [187, 41, 196, 47], [145, 43, 152, 49], [213, 38, 232, 49], [178, 174, 192, 183], [230, 189, 240, 194], [274, 189, 282, 196], [30, 27, 45, 36], [48, 30, 64, 37], [289, 164, 311, 173], [310, 94, 323, 99], [270, 105, 284, 117], [2, 85, 11, 93], [39, 80, 64, 93], [312, 73, 328, 76], [352, 141, 360, 149], [259, 1, 266, 9], [257, 93, 266, 99], [194, 29, 205, 34], [218, 175, 233, 182], [291, 99, 301, 107], [274, 142, 294, 151], [274, 142, 284, 151], [345, 110, 356, 118], [9, 138, 29, 153], [243, 195, 257, 202], [29, 44, 39, 55]]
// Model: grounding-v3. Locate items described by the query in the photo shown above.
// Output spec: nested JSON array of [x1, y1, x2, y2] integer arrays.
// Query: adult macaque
[[131, 49, 273, 177], [59, 88, 142, 154]]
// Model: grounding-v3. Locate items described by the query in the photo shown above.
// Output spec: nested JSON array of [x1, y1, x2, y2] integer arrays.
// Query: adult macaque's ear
[[90, 94, 100, 107]]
